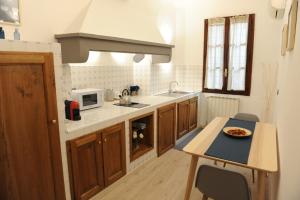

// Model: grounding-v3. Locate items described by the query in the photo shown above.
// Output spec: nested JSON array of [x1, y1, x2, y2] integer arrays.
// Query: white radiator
[[207, 96, 240, 123]]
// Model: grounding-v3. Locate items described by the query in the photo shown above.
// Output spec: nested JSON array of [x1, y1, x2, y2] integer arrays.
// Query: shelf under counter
[[129, 112, 154, 162]]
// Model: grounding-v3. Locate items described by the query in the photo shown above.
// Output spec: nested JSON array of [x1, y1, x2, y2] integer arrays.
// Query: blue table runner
[[204, 118, 256, 164]]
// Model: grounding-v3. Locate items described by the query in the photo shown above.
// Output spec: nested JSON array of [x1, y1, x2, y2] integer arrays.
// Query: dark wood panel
[[189, 97, 198, 131], [43, 53, 66, 200], [177, 100, 190, 139], [157, 104, 176, 156], [102, 123, 126, 186], [69, 133, 104, 200], [0, 52, 65, 200]]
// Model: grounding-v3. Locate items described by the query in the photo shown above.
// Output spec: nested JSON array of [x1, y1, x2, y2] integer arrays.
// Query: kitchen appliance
[[65, 100, 81, 121], [105, 89, 115, 101], [0, 27, 5, 39], [130, 85, 140, 96], [71, 88, 104, 110], [118, 89, 131, 105]]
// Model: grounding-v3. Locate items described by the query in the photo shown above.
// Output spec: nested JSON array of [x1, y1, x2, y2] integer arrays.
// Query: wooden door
[[158, 104, 176, 156], [177, 100, 190, 139], [69, 133, 104, 200], [0, 52, 65, 200], [102, 123, 126, 186], [189, 97, 198, 131]]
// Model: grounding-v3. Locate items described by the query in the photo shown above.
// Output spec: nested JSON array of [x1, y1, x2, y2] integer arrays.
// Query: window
[[203, 14, 255, 96]]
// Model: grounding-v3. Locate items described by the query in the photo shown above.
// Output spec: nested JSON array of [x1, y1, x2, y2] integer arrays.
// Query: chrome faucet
[[169, 81, 179, 93]]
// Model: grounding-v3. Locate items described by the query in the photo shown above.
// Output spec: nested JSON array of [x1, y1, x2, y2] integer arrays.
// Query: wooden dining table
[[183, 117, 278, 200]]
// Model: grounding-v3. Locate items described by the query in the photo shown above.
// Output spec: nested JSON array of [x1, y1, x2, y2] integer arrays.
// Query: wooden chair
[[196, 165, 251, 200], [234, 113, 260, 123]]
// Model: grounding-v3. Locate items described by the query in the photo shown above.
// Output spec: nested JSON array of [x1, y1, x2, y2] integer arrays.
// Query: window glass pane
[[205, 18, 225, 90], [228, 15, 249, 91]]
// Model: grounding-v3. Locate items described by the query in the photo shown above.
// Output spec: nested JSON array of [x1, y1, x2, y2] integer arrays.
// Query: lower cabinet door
[[189, 97, 198, 131], [69, 133, 104, 200], [177, 100, 190, 139], [158, 104, 176, 156], [102, 122, 126, 186]]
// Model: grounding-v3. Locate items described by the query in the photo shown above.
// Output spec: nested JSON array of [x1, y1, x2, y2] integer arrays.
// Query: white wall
[[177, 0, 282, 124], [1, 0, 176, 44], [1, 0, 90, 41], [275, 0, 300, 199]]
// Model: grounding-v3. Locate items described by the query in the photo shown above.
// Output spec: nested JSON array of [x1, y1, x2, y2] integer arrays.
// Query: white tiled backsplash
[[69, 53, 180, 96], [176, 64, 202, 91], [71, 65, 134, 92]]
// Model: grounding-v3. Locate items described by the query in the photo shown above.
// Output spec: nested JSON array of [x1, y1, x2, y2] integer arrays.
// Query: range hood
[[55, 33, 174, 64]]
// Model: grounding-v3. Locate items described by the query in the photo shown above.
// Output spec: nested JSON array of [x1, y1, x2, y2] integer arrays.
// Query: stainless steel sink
[[114, 102, 150, 109], [171, 91, 192, 94], [156, 91, 193, 97]]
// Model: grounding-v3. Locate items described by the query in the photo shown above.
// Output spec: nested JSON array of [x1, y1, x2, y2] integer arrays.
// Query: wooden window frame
[[202, 14, 255, 96]]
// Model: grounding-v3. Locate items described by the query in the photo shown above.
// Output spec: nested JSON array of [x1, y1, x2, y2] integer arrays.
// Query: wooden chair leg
[[223, 162, 226, 168], [252, 169, 255, 183], [202, 194, 208, 200]]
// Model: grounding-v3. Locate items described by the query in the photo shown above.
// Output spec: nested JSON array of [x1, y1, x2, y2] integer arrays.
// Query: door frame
[[0, 51, 66, 200]]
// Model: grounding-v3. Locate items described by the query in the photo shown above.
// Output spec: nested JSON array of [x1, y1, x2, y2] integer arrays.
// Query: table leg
[[184, 155, 199, 200], [257, 170, 267, 200]]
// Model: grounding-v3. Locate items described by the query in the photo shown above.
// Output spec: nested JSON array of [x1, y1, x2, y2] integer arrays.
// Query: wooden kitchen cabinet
[[68, 122, 126, 200], [157, 103, 176, 156], [177, 97, 198, 139], [102, 123, 126, 186], [177, 100, 190, 138], [69, 133, 105, 200], [189, 97, 198, 131]]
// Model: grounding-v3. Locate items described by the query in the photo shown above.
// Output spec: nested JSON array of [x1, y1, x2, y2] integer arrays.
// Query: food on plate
[[227, 129, 247, 136]]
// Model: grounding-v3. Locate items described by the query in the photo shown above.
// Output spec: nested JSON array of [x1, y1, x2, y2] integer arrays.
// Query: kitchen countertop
[[64, 91, 200, 137]]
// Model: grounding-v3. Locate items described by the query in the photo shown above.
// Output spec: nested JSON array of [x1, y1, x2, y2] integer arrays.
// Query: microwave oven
[[71, 88, 104, 110]]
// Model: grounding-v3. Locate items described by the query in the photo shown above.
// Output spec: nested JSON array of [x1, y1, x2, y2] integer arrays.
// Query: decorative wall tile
[[176, 65, 202, 91], [69, 53, 182, 96], [71, 65, 134, 92]]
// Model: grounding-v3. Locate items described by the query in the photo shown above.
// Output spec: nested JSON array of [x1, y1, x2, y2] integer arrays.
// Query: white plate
[[223, 127, 252, 138]]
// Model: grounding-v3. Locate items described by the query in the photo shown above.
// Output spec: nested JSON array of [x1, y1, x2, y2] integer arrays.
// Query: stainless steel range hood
[[55, 33, 174, 64]]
